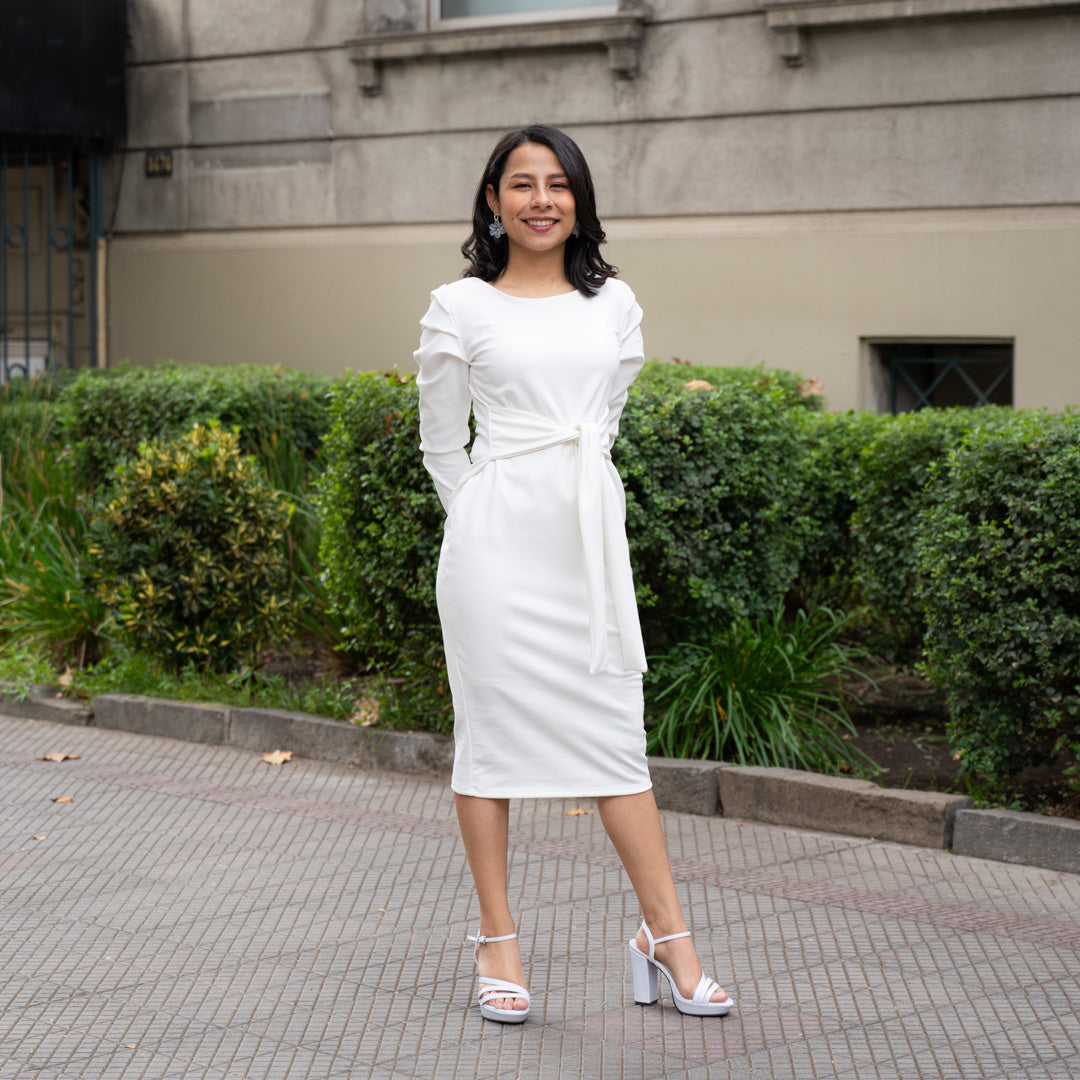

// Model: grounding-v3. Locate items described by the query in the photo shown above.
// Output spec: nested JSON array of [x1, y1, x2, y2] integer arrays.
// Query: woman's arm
[[605, 285, 646, 449], [415, 288, 473, 512]]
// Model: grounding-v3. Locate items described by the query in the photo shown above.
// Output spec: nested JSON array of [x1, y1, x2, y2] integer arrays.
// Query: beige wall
[[108, 205, 1080, 412]]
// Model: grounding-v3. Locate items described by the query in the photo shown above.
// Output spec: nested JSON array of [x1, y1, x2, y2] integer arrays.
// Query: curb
[[3, 689, 1077, 874]]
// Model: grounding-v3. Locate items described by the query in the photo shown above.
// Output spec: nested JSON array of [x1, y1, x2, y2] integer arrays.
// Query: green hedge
[[55, 362, 333, 486], [849, 406, 1012, 662], [792, 409, 892, 607], [316, 364, 814, 687], [918, 412, 1080, 783], [618, 381, 809, 652]]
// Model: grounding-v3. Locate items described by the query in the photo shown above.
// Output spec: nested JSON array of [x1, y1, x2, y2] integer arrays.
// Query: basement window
[[868, 341, 1014, 414]]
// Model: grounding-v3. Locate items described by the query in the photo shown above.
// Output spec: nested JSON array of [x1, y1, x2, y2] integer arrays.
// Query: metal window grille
[[0, 136, 104, 383], [875, 343, 1014, 415]]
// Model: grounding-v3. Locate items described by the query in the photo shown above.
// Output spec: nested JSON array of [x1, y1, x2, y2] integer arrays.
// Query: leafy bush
[[56, 362, 332, 486], [618, 380, 810, 651], [635, 360, 826, 411], [850, 406, 1011, 663], [791, 409, 892, 608], [648, 606, 875, 773], [90, 423, 298, 670], [918, 412, 1080, 784], [315, 370, 444, 670]]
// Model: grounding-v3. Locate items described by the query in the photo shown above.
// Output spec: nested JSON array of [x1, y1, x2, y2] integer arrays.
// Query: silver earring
[[572, 223, 581, 238], [488, 213, 506, 240]]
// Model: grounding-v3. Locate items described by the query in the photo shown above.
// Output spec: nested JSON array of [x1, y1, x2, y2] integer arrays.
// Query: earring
[[572, 223, 581, 238], [488, 213, 506, 240]]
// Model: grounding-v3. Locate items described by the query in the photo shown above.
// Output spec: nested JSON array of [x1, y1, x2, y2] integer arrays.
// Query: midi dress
[[414, 275, 652, 799]]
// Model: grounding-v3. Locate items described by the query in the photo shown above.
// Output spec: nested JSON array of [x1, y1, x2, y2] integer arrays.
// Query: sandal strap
[[477, 979, 531, 1005], [691, 973, 724, 1004], [652, 929, 692, 946], [467, 932, 518, 945]]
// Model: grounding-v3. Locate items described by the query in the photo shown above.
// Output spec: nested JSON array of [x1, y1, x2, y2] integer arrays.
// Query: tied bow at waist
[[453, 405, 647, 676]]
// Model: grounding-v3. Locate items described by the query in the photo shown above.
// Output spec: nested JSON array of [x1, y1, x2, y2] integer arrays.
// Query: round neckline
[[479, 280, 580, 301]]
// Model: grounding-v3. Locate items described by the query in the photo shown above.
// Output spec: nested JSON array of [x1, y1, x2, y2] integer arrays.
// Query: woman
[[414, 124, 733, 1024]]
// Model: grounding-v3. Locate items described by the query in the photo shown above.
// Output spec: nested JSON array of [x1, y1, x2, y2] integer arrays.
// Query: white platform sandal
[[466, 931, 531, 1024], [628, 921, 734, 1017]]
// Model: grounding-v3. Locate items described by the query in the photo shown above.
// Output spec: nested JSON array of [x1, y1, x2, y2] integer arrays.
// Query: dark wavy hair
[[461, 124, 617, 298]]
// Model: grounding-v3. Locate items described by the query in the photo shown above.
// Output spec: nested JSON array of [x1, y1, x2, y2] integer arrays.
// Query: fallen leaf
[[57, 666, 73, 688], [684, 379, 714, 391], [32, 835, 46, 841], [261, 749, 292, 765], [565, 808, 594, 816], [350, 696, 380, 728], [123, 1043, 137, 1049], [39, 752, 80, 762], [836, 763, 852, 774], [51, 795, 74, 804]]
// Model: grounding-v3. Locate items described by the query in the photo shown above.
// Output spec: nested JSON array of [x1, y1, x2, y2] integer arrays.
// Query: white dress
[[414, 276, 652, 798]]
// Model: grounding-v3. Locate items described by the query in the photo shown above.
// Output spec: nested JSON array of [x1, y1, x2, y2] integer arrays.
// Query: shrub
[[315, 370, 444, 671], [850, 406, 1012, 663], [618, 380, 810, 651], [648, 606, 875, 773], [90, 423, 297, 670], [317, 364, 817, 686], [634, 360, 826, 412], [791, 409, 892, 608], [918, 412, 1080, 784], [56, 362, 332, 486]]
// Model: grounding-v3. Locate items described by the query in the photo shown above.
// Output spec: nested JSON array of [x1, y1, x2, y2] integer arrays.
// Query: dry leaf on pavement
[[51, 795, 74, 804], [261, 749, 293, 765], [565, 808, 594, 816], [39, 752, 80, 762], [32, 835, 46, 841]]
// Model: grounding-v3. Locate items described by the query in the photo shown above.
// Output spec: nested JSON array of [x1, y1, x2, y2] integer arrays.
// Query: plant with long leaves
[[648, 606, 877, 775]]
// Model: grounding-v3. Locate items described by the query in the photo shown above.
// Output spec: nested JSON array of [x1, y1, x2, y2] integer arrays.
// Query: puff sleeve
[[604, 284, 646, 449], [414, 288, 473, 512]]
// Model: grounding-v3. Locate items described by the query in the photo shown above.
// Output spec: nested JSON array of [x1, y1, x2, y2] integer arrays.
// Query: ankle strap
[[467, 932, 517, 945], [652, 930, 691, 945], [640, 920, 692, 952]]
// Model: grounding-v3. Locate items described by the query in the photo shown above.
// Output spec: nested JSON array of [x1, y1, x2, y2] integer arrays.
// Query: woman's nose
[[532, 186, 554, 207]]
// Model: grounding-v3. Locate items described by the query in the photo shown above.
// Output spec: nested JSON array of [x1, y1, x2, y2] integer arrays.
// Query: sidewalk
[[1, 713, 1078, 1080]]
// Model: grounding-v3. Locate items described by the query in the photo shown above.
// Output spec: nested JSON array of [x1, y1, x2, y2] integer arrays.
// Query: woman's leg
[[454, 793, 529, 1012], [596, 790, 729, 1003]]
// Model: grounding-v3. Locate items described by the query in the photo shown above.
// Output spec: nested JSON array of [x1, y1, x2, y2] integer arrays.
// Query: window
[[439, 0, 608, 18], [867, 341, 1014, 414]]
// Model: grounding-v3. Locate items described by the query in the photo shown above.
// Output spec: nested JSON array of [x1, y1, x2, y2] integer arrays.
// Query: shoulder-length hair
[[461, 124, 617, 298]]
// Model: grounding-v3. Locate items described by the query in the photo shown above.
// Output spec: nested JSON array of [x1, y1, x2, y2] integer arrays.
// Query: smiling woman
[[414, 123, 734, 1026]]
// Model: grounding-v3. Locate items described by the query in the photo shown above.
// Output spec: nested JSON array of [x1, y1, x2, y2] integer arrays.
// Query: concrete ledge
[[648, 757, 721, 816], [0, 688, 91, 726], [7, 691, 1079, 873], [952, 808, 1080, 875], [94, 694, 229, 744], [228, 707, 455, 777], [719, 765, 973, 849]]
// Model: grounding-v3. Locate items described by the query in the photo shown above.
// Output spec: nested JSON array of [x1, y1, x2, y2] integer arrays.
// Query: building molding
[[762, 0, 1080, 66], [347, 4, 651, 96]]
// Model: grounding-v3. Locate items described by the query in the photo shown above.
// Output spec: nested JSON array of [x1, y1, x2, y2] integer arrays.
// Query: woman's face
[[486, 142, 577, 259]]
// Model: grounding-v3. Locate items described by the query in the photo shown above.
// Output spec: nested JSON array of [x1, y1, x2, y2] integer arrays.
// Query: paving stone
[[1, 714, 1078, 1080]]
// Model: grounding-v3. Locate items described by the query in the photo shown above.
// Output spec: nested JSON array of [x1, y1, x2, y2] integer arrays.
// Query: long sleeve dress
[[414, 275, 652, 799]]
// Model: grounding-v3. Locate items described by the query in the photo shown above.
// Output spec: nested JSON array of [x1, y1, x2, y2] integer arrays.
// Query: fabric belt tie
[[453, 405, 647, 675]]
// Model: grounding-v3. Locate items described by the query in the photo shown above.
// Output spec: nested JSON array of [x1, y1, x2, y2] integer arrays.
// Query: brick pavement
[[1, 714, 1078, 1080]]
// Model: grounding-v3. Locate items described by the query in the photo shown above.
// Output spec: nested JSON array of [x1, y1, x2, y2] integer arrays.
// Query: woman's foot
[[475, 934, 529, 1014], [634, 925, 730, 1005]]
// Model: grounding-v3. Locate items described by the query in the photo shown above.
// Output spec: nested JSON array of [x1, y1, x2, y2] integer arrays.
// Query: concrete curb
[[952, 807, 1080, 875], [3, 688, 1077, 873]]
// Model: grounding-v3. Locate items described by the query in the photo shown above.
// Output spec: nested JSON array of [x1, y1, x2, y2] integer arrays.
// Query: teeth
[[526, 219, 556, 226]]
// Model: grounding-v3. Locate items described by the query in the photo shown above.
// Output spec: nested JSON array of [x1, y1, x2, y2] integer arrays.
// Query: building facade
[[105, 0, 1080, 411]]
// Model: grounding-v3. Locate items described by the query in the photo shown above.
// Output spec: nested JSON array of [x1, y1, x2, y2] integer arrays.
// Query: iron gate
[[0, 136, 104, 382]]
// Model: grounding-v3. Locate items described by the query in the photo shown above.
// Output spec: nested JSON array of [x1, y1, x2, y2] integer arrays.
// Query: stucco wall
[[107, 206, 1080, 411], [109, 1, 1080, 409]]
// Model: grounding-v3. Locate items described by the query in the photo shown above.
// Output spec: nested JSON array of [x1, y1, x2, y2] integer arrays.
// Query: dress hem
[[450, 781, 653, 799]]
